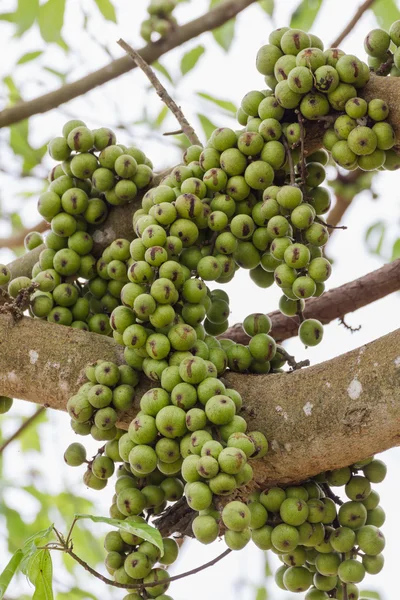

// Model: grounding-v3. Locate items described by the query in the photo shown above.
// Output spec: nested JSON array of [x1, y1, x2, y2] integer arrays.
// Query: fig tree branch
[[117, 39, 202, 147], [224, 258, 400, 344], [0, 310, 398, 507], [0, 406, 46, 454], [0, 220, 49, 249], [330, 0, 376, 47], [0, 0, 257, 129]]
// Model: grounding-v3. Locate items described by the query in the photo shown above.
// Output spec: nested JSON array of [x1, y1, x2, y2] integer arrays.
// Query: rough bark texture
[[224, 258, 400, 344], [0, 0, 257, 129], [0, 313, 399, 489]]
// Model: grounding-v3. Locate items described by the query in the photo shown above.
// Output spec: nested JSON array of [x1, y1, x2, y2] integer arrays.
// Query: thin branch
[[316, 217, 347, 230], [0, 220, 49, 250], [223, 258, 400, 343], [0, 0, 257, 129], [322, 483, 344, 507], [338, 316, 362, 333], [117, 39, 202, 146], [0, 406, 46, 454], [327, 193, 351, 230], [278, 348, 310, 372], [330, 0, 376, 47], [163, 129, 183, 136], [296, 300, 305, 325], [65, 544, 232, 590]]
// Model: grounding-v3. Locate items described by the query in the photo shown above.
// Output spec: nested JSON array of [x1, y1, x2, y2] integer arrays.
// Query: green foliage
[[0, 550, 23, 599], [75, 514, 164, 555], [258, 0, 274, 16], [0, 0, 39, 36], [93, 0, 117, 23], [210, 0, 236, 50], [197, 92, 237, 114], [180, 45, 206, 75], [38, 0, 66, 44], [197, 113, 218, 138], [17, 51, 44, 65], [392, 238, 400, 260], [29, 550, 54, 600], [372, 0, 400, 30], [290, 0, 324, 30]]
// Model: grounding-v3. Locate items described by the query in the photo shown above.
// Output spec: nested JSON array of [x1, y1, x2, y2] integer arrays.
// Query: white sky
[[0, 1, 399, 599]]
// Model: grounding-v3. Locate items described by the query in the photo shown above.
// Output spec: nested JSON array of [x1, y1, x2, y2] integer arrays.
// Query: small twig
[[117, 39, 202, 147], [0, 282, 39, 319], [64, 544, 232, 590], [316, 217, 347, 230], [0, 406, 46, 454], [282, 137, 295, 185], [279, 347, 310, 371], [163, 129, 183, 136], [342, 569, 348, 600], [65, 517, 78, 548], [296, 300, 305, 325], [338, 316, 362, 333], [322, 483, 344, 507], [296, 111, 307, 191], [330, 0, 376, 47]]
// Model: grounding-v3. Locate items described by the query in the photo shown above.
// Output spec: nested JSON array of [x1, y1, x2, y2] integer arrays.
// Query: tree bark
[[0, 313, 399, 488]]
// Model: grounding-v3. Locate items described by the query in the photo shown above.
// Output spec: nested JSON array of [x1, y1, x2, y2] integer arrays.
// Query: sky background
[[0, 0, 399, 598]]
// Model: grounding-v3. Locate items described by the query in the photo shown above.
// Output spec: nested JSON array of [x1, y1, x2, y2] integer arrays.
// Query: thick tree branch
[[1, 245, 43, 290], [0, 312, 399, 496], [224, 259, 400, 344], [330, 0, 376, 47], [0, 220, 49, 249], [0, 0, 257, 129]]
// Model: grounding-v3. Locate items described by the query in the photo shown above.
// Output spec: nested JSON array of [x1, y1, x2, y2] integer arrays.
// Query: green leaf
[[14, 0, 39, 36], [152, 61, 174, 84], [365, 221, 386, 256], [3, 75, 22, 104], [20, 525, 54, 575], [155, 105, 169, 128], [57, 589, 98, 600], [360, 592, 381, 600], [74, 514, 164, 555], [391, 238, 400, 261], [93, 0, 117, 23], [17, 50, 43, 64], [0, 549, 23, 599], [38, 0, 66, 43], [258, 0, 274, 16], [197, 113, 218, 139], [43, 67, 68, 83], [210, 0, 236, 51], [290, 0, 324, 31], [180, 45, 205, 75], [30, 550, 53, 600], [372, 0, 400, 30], [197, 92, 237, 114], [255, 587, 268, 600]]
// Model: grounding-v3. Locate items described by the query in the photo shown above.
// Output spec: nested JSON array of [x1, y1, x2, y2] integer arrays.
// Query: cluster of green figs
[[1, 18, 396, 600]]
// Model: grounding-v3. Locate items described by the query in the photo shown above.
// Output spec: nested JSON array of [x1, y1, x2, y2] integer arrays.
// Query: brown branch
[[0, 406, 46, 454], [327, 194, 351, 229], [0, 0, 257, 129], [61, 539, 231, 590], [0, 220, 49, 249], [163, 129, 183, 136], [1, 245, 43, 290], [117, 39, 202, 147], [330, 0, 376, 47], [224, 258, 400, 344], [282, 136, 295, 185], [0, 310, 399, 493]]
